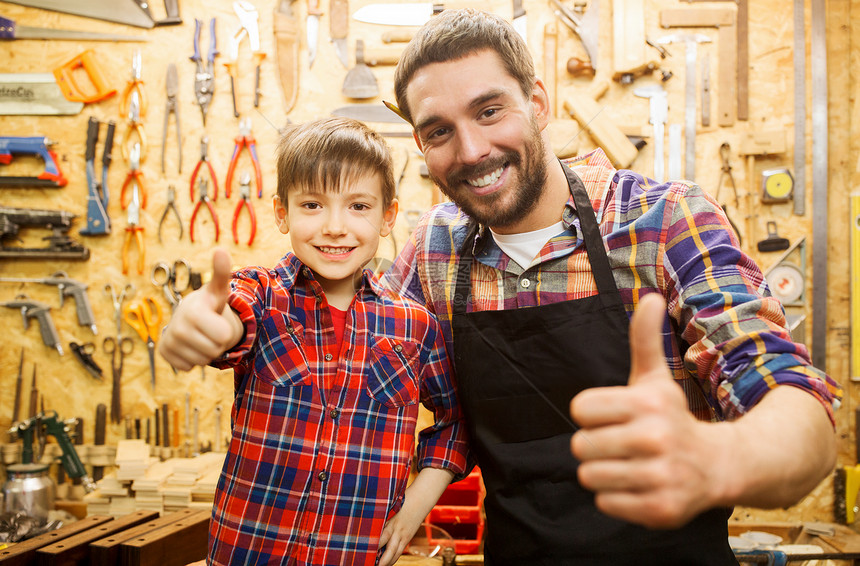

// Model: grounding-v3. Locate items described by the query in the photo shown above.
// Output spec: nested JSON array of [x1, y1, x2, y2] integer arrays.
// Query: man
[[382, 8, 842, 565]]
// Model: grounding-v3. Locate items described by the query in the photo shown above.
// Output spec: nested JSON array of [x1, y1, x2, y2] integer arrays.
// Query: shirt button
[[324, 353, 333, 361], [394, 344, 403, 353], [286, 325, 294, 334], [302, 267, 311, 277], [329, 408, 339, 419], [318, 471, 328, 481], [521, 278, 531, 288]]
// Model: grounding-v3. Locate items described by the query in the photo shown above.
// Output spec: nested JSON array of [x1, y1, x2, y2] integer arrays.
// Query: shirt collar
[[273, 252, 385, 300]]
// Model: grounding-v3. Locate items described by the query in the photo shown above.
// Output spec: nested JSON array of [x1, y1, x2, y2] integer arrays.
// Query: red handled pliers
[[232, 172, 257, 246], [225, 117, 262, 199], [122, 184, 145, 275], [121, 142, 147, 210], [190, 177, 219, 243], [190, 136, 218, 203]]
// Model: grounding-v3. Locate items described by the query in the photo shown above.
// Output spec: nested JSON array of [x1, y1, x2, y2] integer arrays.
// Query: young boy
[[159, 117, 469, 566]]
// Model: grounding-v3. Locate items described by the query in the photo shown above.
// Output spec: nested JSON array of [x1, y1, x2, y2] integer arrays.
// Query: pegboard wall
[[0, 0, 857, 527]]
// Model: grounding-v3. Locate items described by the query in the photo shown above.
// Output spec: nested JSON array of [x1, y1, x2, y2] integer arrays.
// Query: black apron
[[451, 164, 737, 565]]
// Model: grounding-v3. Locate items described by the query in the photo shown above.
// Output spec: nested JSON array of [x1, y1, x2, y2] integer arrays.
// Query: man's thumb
[[628, 292, 670, 385], [207, 248, 233, 313]]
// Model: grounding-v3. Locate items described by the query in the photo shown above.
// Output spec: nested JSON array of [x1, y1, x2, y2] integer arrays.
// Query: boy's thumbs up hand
[[158, 248, 243, 371], [569, 293, 713, 529]]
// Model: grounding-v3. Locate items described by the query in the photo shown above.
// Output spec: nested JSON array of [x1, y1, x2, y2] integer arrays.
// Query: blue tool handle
[[191, 18, 202, 62], [0, 136, 60, 178], [0, 16, 16, 40], [208, 17, 218, 63]]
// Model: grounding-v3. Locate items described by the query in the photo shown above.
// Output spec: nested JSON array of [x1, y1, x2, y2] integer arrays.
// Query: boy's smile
[[274, 172, 397, 305]]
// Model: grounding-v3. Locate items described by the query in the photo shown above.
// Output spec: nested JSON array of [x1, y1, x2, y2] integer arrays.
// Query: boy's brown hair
[[276, 117, 396, 207], [393, 9, 535, 125]]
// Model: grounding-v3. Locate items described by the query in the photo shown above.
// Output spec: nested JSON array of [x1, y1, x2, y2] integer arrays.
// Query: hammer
[[655, 33, 710, 182]]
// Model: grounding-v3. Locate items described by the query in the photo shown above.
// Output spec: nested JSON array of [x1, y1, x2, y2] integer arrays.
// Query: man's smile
[[466, 164, 505, 188]]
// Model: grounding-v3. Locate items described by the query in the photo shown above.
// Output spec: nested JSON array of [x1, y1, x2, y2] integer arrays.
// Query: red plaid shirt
[[209, 253, 469, 565]]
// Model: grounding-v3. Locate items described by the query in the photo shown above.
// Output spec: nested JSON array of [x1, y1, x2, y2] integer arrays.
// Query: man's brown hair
[[275, 117, 395, 207], [393, 9, 535, 125]]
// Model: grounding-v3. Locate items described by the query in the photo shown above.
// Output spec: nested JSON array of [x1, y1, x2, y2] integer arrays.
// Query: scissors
[[123, 296, 164, 389], [151, 259, 194, 311], [104, 283, 136, 338], [103, 335, 134, 424]]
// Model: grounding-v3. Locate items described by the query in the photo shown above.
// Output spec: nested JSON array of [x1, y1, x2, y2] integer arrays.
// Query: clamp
[[190, 178, 220, 243], [232, 173, 257, 246], [121, 143, 147, 210], [225, 117, 262, 198], [225, 1, 265, 117], [190, 136, 218, 203]]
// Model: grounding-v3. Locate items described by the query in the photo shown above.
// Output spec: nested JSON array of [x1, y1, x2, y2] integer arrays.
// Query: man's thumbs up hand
[[158, 248, 243, 371], [569, 292, 710, 529]]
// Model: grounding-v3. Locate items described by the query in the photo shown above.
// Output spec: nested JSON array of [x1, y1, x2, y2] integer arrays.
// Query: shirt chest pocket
[[256, 310, 312, 388], [367, 336, 421, 408]]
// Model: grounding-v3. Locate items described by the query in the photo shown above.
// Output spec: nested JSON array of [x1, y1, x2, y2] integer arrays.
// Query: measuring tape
[[762, 168, 794, 203]]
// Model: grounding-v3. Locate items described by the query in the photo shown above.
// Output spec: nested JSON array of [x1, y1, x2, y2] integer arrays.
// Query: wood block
[[35, 510, 159, 566], [120, 509, 210, 566], [613, 0, 646, 73], [738, 130, 787, 156], [562, 95, 638, 168], [88, 509, 207, 566], [0, 515, 113, 566]]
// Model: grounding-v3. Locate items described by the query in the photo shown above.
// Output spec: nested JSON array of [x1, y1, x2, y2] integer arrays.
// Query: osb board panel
[[0, 0, 856, 530]]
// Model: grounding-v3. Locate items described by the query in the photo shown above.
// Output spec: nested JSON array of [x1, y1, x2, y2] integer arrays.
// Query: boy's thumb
[[207, 248, 233, 313], [628, 293, 671, 385]]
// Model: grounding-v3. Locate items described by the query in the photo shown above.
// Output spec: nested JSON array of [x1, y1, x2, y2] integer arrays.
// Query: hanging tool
[[342, 39, 379, 99], [633, 84, 667, 183], [274, 0, 300, 113], [655, 33, 710, 182], [103, 283, 135, 423], [28, 363, 38, 417], [0, 271, 97, 334], [793, 0, 806, 216], [121, 90, 147, 163], [548, 0, 598, 70], [716, 142, 742, 245], [757, 222, 790, 253], [103, 335, 133, 424], [133, 0, 183, 26], [330, 0, 350, 67], [810, 0, 827, 370], [307, 0, 322, 68], [613, 0, 647, 80], [123, 296, 163, 390], [4, 0, 156, 28], [52, 49, 117, 104], [70, 341, 104, 380], [161, 63, 182, 174], [157, 184, 183, 243], [761, 168, 794, 203], [0, 206, 90, 260], [512, 0, 527, 43], [121, 142, 147, 210], [739, 130, 786, 253], [191, 178, 220, 243], [190, 136, 219, 202], [13, 348, 24, 423], [233, 173, 257, 246], [151, 259, 196, 311], [701, 54, 710, 127], [122, 184, 145, 275], [1, 295, 63, 355], [225, 1, 265, 117], [191, 17, 218, 126], [120, 49, 147, 118], [0, 136, 67, 187], [851, 194, 860, 381], [0, 73, 83, 115], [0, 15, 149, 41], [225, 118, 262, 199], [80, 118, 115, 236]]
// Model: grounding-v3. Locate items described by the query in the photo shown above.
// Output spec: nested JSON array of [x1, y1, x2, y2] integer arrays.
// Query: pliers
[[190, 136, 219, 203], [122, 90, 147, 163], [191, 178, 220, 243], [232, 172, 257, 246], [161, 63, 182, 174], [716, 142, 743, 246], [225, 1, 265, 117], [225, 117, 262, 198], [121, 142, 147, 210], [158, 184, 183, 243], [122, 183, 145, 275], [191, 18, 218, 126], [120, 49, 147, 119]]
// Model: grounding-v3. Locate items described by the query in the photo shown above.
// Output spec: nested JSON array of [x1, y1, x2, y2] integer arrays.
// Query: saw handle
[[52, 49, 116, 104]]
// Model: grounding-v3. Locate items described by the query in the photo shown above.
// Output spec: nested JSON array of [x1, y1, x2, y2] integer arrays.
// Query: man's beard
[[429, 118, 548, 228]]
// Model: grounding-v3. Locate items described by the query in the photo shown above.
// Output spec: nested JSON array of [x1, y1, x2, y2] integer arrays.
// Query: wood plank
[[0, 516, 113, 566], [35, 510, 159, 566], [562, 95, 638, 168], [120, 509, 210, 566], [89, 509, 208, 566], [613, 0, 646, 73], [660, 7, 735, 27]]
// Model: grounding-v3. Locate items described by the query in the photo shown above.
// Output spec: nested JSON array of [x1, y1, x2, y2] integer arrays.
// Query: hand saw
[[3, 0, 155, 28]]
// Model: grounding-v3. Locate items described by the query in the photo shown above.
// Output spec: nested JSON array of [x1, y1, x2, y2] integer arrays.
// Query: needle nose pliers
[[190, 136, 219, 203], [190, 178, 220, 243], [232, 172, 257, 246], [225, 117, 262, 199]]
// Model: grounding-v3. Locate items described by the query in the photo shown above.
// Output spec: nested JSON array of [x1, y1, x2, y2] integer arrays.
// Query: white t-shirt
[[490, 221, 566, 270]]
